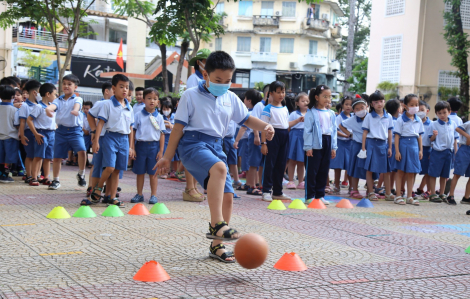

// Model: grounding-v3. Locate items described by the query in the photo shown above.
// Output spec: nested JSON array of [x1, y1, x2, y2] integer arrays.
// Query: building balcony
[[13, 28, 68, 49], [253, 15, 280, 27], [331, 25, 342, 38], [251, 52, 277, 63], [218, 16, 228, 28], [305, 18, 330, 32], [300, 54, 328, 67]]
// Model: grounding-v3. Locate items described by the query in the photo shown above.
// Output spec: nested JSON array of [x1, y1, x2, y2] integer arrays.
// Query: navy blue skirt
[[364, 138, 391, 174], [395, 137, 421, 173], [288, 129, 304, 162], [330, 139, 351, 170], [348, 141, 379, 180]]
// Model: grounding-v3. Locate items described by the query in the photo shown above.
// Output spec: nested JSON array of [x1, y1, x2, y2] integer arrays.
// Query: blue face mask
[[207, 80, 231, 97]]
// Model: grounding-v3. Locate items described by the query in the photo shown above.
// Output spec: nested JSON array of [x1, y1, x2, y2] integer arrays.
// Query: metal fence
[[13, 28, 68, 49]]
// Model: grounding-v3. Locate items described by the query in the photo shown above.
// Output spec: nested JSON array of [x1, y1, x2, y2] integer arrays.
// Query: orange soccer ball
[[234, 233, 269, 269]]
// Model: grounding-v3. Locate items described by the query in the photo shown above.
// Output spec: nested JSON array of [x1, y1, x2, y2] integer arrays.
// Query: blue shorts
[[84, 135, 92, 152], [91, 136, 124, 179], [0, 138, 19, 164], [288, 129, 305, 162], [364, 138, 391, 174], [330, 138, 351, 169], [419, 146, 431, 175], [132, 140, 160, 175], [454, 145, 470, 177], [428, 149, 452, 178], [54, 126, 86, 159], [164, 134, 179, 162], [238, 138, 249, 171], [33, 129, 55, 159], [24, 129, 35, 158], [247, 132, 263, 167], [178, 132, 233, 194], [101, 131, 129, 171], [395, 137, 421, 173], [223, 136, 237, 165]]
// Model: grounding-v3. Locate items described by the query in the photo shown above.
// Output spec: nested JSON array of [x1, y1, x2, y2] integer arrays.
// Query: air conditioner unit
[[322, 13, 329, 20], [290, 62, 298, 68], [275, 11, 282, 16]]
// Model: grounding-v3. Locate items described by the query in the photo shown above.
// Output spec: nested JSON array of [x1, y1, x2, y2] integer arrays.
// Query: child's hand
[[21, 135, 28, 146], [254, 135, 261, 146], [388, 148, 392, 158], [46, 109, 54, 118], [129, 148, 135, 159], [467, 139, 470, 146], [233, 141, 239, 149], [298, 116, 305, 123], [153, 157, 170, 178], [395, 152, 401, 161], [92, 142, 100, 154], [306, 149, 313, 157], [261, 144, 268, 155], [70, 110, 79, 116], [331, 149, 336, 159], [433, 130, 438, 136], [264, 124, 275, 141], [419, 150, 423, 160], [34, 133, 44, 145], [14, 102, 22, 109], [156, 151, 162, 161]]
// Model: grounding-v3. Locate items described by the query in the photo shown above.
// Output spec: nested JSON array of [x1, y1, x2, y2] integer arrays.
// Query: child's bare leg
[[68, 150, 73, 162], [395, 170, 404, 197], [87, 165, 93, 189], [428, 177, 437, 195], [377, 173, 384, 188], [185, 171, 201, 196], [108, 170, 120, 198], [207, 162, 229, 226], [296, 161, 304, 182], [383, 172, 392, 195], [288, 159, 296, 182], [418, 174, 427, 190], [334, 169, 341, 189], [406, 173, 415, 198], [77, 151, 86, 174], [343, 171, 349, 185], [229, 164, 239, 183], [366, 171, 374, 194], [52, 158, 62, 178], [31, 157, 41, 179], [136, 174, 145, 195], [465, 179, 470, 198], [439, 177, 447, 195], [350, 177, 359, 191], [98, 167, 114, 191], [43, 159, 51, 179], [25, 157, 32, 177], [149, 174, 158, 197], [390, 172, 396, 190], [448, 174, 460, 197]]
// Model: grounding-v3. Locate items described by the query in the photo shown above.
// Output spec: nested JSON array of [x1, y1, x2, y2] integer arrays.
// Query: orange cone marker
[[335, 199, 354, 209], [307, 198, 327, 209], [273, 252, 308, 272], [128, 203, 150, 215], [133, 261, 170, 282]]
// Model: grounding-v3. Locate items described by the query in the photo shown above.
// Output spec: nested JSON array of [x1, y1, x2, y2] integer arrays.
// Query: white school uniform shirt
[[289, 110, 306, 130], [97, 96, 134, 135], [335, 111, 351, 140], [428, 118, 459, 151], [422, 117, 432, 147], [133, 102, 145, 115], [240, 108, 253, 139], [29, 102, 56, 130], [341, 115, 365, 144], [134, 109, 165, 142], [457, 121, 470, 145], [391, 116, 398, 145], [82, 112, 91, 132], [163, 113, 175, 134], [316, 108, 333, 135], [449, 112, 463, 140], [0, 102, 20, 140], [362, 109, 394, 141], [18, 100, 37, 130], [251, 100, 266, 120], [261, 104, 289, 129], [88, 99, 108, 137], [51, 94, 84, 127], [225, 120, 237, 138], [186, 70, 204, 89], [175, 81, 249, 138], [393, 113, 424, 138]]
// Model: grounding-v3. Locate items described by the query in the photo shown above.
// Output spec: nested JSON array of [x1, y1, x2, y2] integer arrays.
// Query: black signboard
[[71, 56, 126, 88]]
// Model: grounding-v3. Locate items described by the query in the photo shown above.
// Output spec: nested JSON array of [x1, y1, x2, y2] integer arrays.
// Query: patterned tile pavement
[[1, 166, 470, 298]]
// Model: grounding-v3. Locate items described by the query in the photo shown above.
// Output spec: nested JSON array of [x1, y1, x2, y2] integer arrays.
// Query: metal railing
[[251, 52, 278, 63], [253, 15, 280, 27], [13, 28, 68, 49], [306, 18, 330, 32], [301, 54, 328, 66]]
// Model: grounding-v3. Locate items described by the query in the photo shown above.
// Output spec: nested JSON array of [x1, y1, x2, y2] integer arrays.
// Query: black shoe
[[461, 197, 470, 205], [76, 174, 86, 187], [446, 196, 457, 205], [48, 180, 61, 190], [416, 188, 424, 195]]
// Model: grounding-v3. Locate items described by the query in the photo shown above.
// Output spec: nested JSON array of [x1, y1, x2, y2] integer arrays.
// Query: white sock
[[54, 177, 59, 181], [78, 169, 85, 176]]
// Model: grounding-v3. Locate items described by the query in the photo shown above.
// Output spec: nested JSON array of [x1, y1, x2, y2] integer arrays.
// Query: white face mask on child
[[416, 111, 426, 119], [408, 107, 419, 115], [162, 110, 170, 116], [355, 109, 367, 118]]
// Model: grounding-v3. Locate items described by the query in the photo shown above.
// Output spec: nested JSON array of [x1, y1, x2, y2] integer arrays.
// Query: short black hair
[[404, 94, 418, 105], [262, 84, 270, 100], [351, 98, 368, 110], [385, 98, 400, 115], [269, 81, 285, 94], [83, 101, 93, 108], [294, 92, 308, 110], [24, 80, 41, 92], [0, 85, 16, 100], [101, 81, 112, 95], [20, 79, 29, 90], [0, 77, 17, 87], [128, 80, 134, 92], [204, 51, 236, 74], [369, 90, 385, 102], [161, 99, 173, 111], [447, 97, 462, 111], [62, 74, 80, 85], [7, 76, 20, 86], [308, 84, 330, 109], [111, 74, 130, 86], [39, 83, 57, 97], [244, 89, 262, 107], [361, 93, 369, 103], [143, 87, 159, 99], [419, 100, 430, 110], [435, 101, 451, 113], [135, 87, 145, 93], [335, 103, 342, 112], [341, 95, 352, 107]]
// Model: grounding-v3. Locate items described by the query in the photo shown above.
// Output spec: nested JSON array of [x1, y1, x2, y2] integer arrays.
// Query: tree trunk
[[159, 43, 169, 93], [174, 39, 189, 93], [343, 0, 357, 96]]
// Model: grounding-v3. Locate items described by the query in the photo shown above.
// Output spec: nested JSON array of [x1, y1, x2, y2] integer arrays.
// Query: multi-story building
[[201, 0, 343, 93], [367, 0, 470, 116]]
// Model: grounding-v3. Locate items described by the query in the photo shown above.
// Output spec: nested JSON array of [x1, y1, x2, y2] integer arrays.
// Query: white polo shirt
[[88, 99, 107, 137], [186, 70, 204, 89], [429, 118, 459, 151], [18, 100, 37, 130], [393, 113, 424, 138], [133, 102, 145, 115], [98, 96, 134, 135], [163, 113, 175, 134], [422, 117, 432, 147], [458, 121, 470, 145], [261, 104, 289, 129], [175, 81, 249, 138], [225, 120, 237, 138], [0, 103, 19, 140], [362, 109, 394, 140], [134, 108, 165, 142], [251, 100, 266, 120], [449, 112, 463, 140], [51, 94, 83, 127], [82, 112, 91, 132], [342, 115, 365, 144], [29, 102, 56, 130], [335, 111, 351, 140], [289, 110, 306, 130]]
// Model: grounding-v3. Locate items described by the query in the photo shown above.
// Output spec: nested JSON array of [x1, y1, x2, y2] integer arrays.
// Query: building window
[[215, 38, 222, 51], [216, 2, 224, 14], [309, 40, 318, 55], [235, 72, 250, 88], [282, 2, 296, 17], [238, 1, 253, 16], [385, 0, 405, 17], [260, 37, 271, 52], [445, 1, 470, 29], [380, 35, 402, 83], [438, 70, 461, 100], [261, 1, 274, 16], [109, 28, 126, 44], [307, 4, 320, 19], [280, 38, 294, 53], [237, 36, 251, 52]]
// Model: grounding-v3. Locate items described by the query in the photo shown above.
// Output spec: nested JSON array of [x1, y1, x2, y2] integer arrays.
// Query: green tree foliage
[[346, 57, 367, 94], [19, 48, 53, 68], [377, 81, 398, 101]]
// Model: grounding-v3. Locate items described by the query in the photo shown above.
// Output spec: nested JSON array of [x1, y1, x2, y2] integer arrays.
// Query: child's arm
[[253, 130, 260, 146], [233, 127, 247, 149], [244, 116, 274, 139], [394, 134, 401, 161], [261, 130, 268, 155], [19, 119, 28, 146], [130, 129, 136, 160], [87, 113, 97, 142], [70, 103, 80, 116], [456, 127, 470, 145], [158, 135, 165, 160], [27, 116, 44, 145], [45, 104, 56, 118], [418, 135, 423, 160], [361, 130, 368, 151], [164, 120, 173, 130], [288, 116, 304, 129], [339, 124, 351, 137], [387, 129, 392, 157], [154, 123, 184, 176], [92, 120, 105, 154], [430, 129, 438, 142], [303, 111, 314, 157], [128, 125, 135, 159]]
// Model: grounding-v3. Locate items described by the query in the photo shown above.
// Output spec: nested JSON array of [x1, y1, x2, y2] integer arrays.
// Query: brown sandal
[[183, 188, 204, 202]]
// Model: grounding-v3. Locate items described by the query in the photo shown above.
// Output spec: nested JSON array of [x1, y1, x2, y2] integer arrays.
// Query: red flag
[[116, 38, 124, 71]]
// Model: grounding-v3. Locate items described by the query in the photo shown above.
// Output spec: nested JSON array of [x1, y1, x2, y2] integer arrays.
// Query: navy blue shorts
[[178, 132, 233, 194], [454, 145, 470, 177], [223, 136, 237, 165], [84, 135, 92, 152], [33, 129, 55, 159], [238, 138, 249, 171], [0, 138, 19, 164], [428, 149, 452, 178], [54, 126, 86, 159], [164, 134, 179, 162], [101, 131, 129, 171], [132, 140, 160, 175], [24, 129, 35, 159], [419, 146, 431, 175], [247, 132, 263, 167]]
